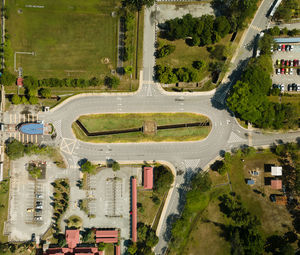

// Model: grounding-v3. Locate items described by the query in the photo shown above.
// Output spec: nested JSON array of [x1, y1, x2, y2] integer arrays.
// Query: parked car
[[290, 68, 293, 75], [278, 44, 282, 51], [34, 216, 43, 221], [292, 83, 297, 91], [290, 45, 294, 51], [36, 205, 43, 210], [281, 59, 285, 66], [27, 208, 34, 212], [36, 201, 42, 206], [36, 194, 43, 199], [280, 84, 285, 92], [293, 59, 298, 67], [285, 60, 289, 66], [276, 59, 280, 65], [281, 68, 285, 74], [282, 44, 285, 51], [289, 60, 292, 66], [297, 84, 300, 91], [285, 68, 289, 74], [31, 233, 36, 242]]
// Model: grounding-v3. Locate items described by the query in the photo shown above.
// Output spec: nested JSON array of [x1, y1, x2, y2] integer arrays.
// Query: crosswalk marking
[[228, 132, 247, 144]]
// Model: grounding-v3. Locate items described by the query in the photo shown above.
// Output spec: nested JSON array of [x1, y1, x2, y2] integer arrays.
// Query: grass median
[[73, 113, 211, 143]]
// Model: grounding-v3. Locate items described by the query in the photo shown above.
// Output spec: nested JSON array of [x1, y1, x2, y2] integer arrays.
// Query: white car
[[278, 44, 282, 51], [276, 68, 280, 74], [280, 84, 285, 92], [34, 216, 43, 221], [291, 45, 294, 51], [297, 84, 300, 91], [36, 205, 43, 210], [290, 68, 293, 75]]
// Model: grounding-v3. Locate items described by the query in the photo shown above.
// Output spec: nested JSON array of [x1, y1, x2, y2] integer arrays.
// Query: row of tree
[[266, 26, 300, 37], [227, 54, 298, 129], [155, 65, 202, 84], [274, 0, 299, 22], [164, 14, 231, 46]]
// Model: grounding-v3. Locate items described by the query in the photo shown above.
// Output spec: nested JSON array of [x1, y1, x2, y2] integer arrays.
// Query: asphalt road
[[39, 0, 300, 254]]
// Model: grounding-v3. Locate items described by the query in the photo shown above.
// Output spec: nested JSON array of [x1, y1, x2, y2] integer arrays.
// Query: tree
[[127, 244, 137, 255], [104, 76, 120, 89], [11, 94, 21, 105], [88, 77, 99, 86], [218, 161, 229, 175], [21, 96, 28, 104], [0, 71, 16, 86], [122, 0, 154, 11], [5, 139, 25, 159], [112, 161, 120, 171], [214, 16, 231, 37], [153, 165, 174, 194], [193, 60, 206, 70], [259, 34, 274, 55], [28, 165, 42, 179], [124, 66, 133, 75], [156, 45, 176, 58], [39, 88, 51, 98], [81, 160, 96, 174], [98, 242, 107, 251], [28, 96, 38, 105], [23, 76, 38, 89]]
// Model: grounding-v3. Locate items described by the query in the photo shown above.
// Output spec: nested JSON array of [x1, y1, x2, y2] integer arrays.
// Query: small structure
[[271, 179, 282, 190], [143, 120, 157, 135], [17, 77, 23, 87], [247, 179, 255, 185], [143, 166, 153, 190], [250, 170, 259, 176], [131, 177, 137, 242], [271, 166, 282, 176], [274, 37, 300, 44]]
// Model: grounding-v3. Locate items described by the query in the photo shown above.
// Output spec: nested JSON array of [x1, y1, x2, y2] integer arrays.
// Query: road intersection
[[39, 0, 300, 253]]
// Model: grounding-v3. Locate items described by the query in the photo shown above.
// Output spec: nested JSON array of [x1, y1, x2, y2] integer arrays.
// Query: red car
[[294, 59, 299, 66], [281, 59, 285, 66], [281, 68, 284, 74], [285, 60, 289, 66], [282, 44, 285, 51]]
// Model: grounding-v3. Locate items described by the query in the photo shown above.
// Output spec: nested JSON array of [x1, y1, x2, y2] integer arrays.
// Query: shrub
[[104, 76, 120, 89], [28, 96, 38, 105], [0, 70, 16, 86], [39, 88, 51, 98], [11, 94, 21, 104], [112, 161, 120, 171]]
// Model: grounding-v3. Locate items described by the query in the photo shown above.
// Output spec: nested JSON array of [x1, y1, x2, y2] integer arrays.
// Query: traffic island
[[72, 113, 211, 143]]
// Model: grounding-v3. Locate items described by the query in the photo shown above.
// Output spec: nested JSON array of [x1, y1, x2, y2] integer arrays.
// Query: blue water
[[19, 123, 43, 135]]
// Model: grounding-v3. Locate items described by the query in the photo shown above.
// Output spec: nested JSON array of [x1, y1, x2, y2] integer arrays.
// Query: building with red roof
[[44, 229, 119, 255], [143, 166, 153, 190], [131, 177, 137, 242], [271, 179, 282, 189], [66, 229, 80, 249], [17, 77, 23, 87]]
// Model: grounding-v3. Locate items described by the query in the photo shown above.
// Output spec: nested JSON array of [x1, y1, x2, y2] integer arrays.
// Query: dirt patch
[[143, 120, 157, 135]]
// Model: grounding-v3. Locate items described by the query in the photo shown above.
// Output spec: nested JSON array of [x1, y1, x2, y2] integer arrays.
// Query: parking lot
[[271, 44, 300, 92], [61, 166, 140, 241], [7, 155, 63, 241]]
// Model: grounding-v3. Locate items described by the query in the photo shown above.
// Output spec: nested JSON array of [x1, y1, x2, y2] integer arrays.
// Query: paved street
[[35, 0, 300, 254]]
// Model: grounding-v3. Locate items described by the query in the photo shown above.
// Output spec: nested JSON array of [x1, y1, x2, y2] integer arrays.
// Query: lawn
[[6, 0, 120, 79], [78, 113, 209, 132], [228, 151, 293, 236], [269, 94, 300, 117], [137, 188, 164, 227], [156, 34, 232, 84], [73, 113, 211, 143]]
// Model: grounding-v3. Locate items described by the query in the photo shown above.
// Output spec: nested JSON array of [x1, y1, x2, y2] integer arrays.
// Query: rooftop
[[143, 167, 153, 190], [271, 166, 282, 176], [271, 179, 282, 189]]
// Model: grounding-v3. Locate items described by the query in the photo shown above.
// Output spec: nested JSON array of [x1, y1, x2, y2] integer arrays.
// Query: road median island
[[72, 113, 211, 143]]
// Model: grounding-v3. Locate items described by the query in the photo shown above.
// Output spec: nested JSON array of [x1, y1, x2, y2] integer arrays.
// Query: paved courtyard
[[156, 4, 215, 24]]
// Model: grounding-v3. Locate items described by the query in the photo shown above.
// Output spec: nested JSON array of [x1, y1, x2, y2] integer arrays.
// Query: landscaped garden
[[72, 113, 211, 142]]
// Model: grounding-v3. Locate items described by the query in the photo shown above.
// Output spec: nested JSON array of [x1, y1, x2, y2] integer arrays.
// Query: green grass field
[[78, 113, 209, 132], [269, 94, 300, 117], [73, 113, 211, 142], [6, 0, 120, 79]]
